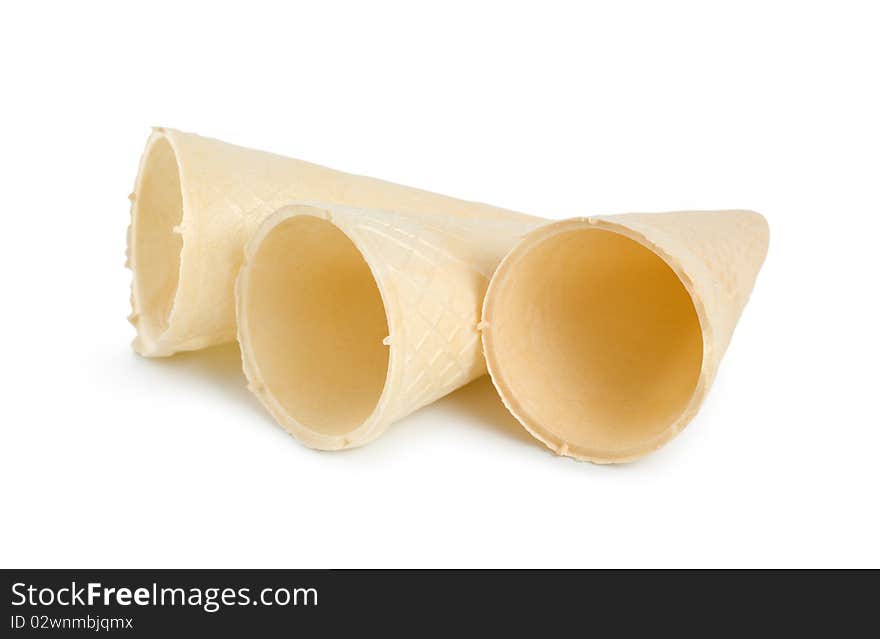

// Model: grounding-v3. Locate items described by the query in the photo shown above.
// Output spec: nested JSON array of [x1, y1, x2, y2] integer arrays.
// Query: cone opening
[[483, 223, 703, 461], [131, 134, 183, 346], [239, 214, 391, 442]]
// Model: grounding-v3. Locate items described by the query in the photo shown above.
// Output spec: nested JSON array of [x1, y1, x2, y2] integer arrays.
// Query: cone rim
[[481, 216, 714, 463], [235, 203, 397, 451], [128, 127, 200, 357]]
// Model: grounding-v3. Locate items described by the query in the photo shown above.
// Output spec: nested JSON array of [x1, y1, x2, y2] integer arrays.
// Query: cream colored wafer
[[127, 128, 540, 357], [481, 210, 769, 463], [236, 202, 542, 449]]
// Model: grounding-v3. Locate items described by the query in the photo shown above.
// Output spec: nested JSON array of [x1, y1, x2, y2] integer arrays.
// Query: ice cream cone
[[127, 128, 539, 357], [481, 210, 769, 463], [236, 202, 542, 449]]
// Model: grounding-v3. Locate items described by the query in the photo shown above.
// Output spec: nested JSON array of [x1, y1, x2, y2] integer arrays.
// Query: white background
[[1, 1, 878, 568]]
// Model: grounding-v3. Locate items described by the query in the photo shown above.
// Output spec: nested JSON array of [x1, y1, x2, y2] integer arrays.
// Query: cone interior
[[485, 225, 703, 458], [132, 136, 183, 342], [241, 215, 390, 438]]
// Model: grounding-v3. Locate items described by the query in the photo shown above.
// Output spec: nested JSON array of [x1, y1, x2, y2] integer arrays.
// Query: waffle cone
[[127, 128, 538, 356], [482, 210, 769, 463], [236, 202, 542, 449]]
